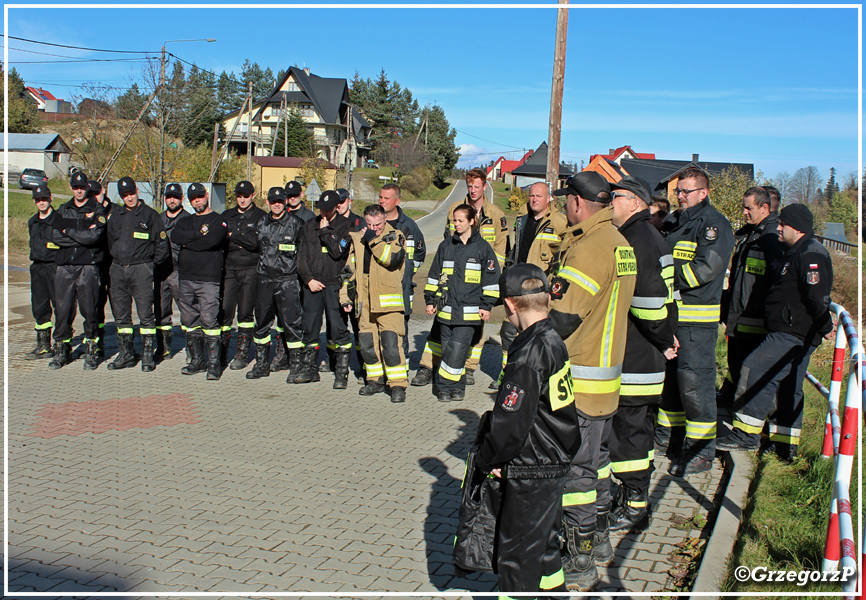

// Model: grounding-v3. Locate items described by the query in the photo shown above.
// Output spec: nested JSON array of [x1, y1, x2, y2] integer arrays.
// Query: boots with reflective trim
[[294, 347, 321, 384], [246, 343, 270, 379], [610, 488, 650, 534], [286, 348, 303, 382], [220, 330, 231, 369], [333, 350, 351, 389], [48, 341, 71, 370], [593, 508, 615, 567], [107, 333, 137, 370], [410, 366, 433, 386], [141, 334, 156, 372], [230, 330, 252, 370], [96, 331, 105, 357], [181, 333, 206, 375], [82, 339, 100, 371], [205, 336, 222, 380], [270, 332, 289, 372], [563, 525, 600, 592], [27, 328, 54, 360], [158, 329, 172, 360]]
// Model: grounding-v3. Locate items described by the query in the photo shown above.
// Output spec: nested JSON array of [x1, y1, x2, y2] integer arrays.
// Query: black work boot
[[564, 525, 601, 592], [181, 333, 206, 375], [294, 347, 321, 384], [333, 351, 351, 389], [27, 328, 54, 360], [220, 330, 231, 369], [205, 335, 222, 380], [82, 339, 100, 371], [286, 348, 303, 382], [158, 328, 172, 360], [270, 332, 289, 372], [107, 333, 137, 370], [359, 381, 387, 396], [230, 330, 252, 370], [593, 508, 615, 567], [410, 366, 433, 386], [48, 341, 70, 370], [246, 343, 271, 379], [141, 334, 156, 372], [390, 387, 406, 403], [465, 369, 475, 386], [610, 488, 651, 534]]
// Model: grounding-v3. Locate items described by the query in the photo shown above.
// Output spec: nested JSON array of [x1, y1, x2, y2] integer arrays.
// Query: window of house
[[286, 82, 299, 92]]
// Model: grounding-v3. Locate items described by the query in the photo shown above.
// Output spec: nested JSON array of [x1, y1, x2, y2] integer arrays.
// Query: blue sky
[[5, 2, 861, 184]]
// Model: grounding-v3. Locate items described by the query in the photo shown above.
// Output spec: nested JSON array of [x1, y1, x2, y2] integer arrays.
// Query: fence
[[805, 303, 861, 597]]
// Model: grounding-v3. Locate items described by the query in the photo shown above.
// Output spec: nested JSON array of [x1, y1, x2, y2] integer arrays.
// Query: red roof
[[25, 87, 59, 102], [590, 145, 655, 162], [488, 150, 533, 175]]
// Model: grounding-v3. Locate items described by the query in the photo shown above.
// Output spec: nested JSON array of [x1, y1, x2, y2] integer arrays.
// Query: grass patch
[[489, 181, 518, 216], [721, 340, 861, 596]]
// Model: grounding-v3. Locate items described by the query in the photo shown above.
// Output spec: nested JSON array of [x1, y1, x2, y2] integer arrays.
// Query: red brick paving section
[[28, 394, 201, 438]]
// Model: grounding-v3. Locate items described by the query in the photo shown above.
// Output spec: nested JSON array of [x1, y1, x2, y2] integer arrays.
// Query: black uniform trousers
[[108, 262, 156, 336], [221, 268, 258, 333], [434, 323, 483, 394], [301, 283, 352, 351], [497, 475, 568, 595], [178, 280, 221, 336], [154, 270, 180, 330], [658, 326, 718, 459], [721, 330, 766, 403], [563, 416, 612, 530], [96, 259, 110, 337], [253, 278, 303, 348], [733, 331, 817, 457], [54, 264, 101, 343], [610, 404, 655, 497], [30, 262, 56, 328]]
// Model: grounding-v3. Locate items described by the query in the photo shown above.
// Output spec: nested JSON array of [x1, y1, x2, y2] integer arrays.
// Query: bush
[[400, 166, 433, 197], [508, 187, 528, 212], [830, 252, 859, 321]]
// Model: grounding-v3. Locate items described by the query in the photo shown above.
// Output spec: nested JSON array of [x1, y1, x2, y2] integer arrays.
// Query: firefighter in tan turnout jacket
[[548, 172, 636, 592], [340, 205, 408, 403], [411, 168, 509, 387]]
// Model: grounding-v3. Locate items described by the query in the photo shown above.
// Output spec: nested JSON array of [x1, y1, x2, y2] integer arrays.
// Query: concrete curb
[[692, 449, 752, 596]]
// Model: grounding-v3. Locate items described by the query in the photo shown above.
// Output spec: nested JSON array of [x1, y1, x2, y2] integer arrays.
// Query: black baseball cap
[[336, 188, 351, 203], [267, 187, 287, 203], [317, 190, 340, 212], [285, 181, 303, 197], [87, 180, 102, 197], [164, 183, 183, 198], [553, 171, 612, 204], [610, 176, 652, 206], [499, 263, 549, 298], [70, 171, 88, 188], [235, 180, 255, 196], [187, 183, 207, 200], [32, 185, 51, 200], [117, 176, 136, 196]]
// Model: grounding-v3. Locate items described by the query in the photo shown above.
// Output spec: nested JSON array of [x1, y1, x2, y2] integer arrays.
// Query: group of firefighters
[[25, 165, 834, 594]]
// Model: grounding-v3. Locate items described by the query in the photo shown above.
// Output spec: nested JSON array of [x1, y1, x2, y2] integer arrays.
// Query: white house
[[0, 133, 72, 178]]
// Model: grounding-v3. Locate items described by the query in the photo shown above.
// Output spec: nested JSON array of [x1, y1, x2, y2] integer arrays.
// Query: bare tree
[[69, 83, 119, 178], [788, 166, 824, 205], [771, 171, 793, 203]]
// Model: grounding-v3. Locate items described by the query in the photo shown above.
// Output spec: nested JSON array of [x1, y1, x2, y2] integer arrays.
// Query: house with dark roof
[[487, 150, 533, 185], [619, 154, 755, 198], [589, 145, 655, 165], [221, 67, 372, 169], [510, 142, 575, 188], [0, 133, 72, 178]]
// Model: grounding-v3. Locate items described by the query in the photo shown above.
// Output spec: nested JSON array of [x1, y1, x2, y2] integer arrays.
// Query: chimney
[[303, 67, 310, 76], [609, 148, 614, 154], [692, 153, 699, 162]]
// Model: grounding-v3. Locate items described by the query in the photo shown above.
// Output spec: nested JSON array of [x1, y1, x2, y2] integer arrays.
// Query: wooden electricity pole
[[546, 0, 569, 188], [246, 81, 253, 180]]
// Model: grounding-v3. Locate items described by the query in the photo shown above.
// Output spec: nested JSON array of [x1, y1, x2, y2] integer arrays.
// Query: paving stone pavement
[[5, 273, 724, 599]]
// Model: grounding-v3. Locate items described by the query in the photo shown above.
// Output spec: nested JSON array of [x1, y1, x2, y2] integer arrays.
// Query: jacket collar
[[451, 228, 481, 245], [617, 208, 651, 233], [563, 205, 614, 241], [679, 197, 710, 224]]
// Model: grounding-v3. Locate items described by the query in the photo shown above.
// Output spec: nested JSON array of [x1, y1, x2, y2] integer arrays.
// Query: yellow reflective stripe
[[424, 341, 442, 356], [321, 246, 329, 253], [494, 253, 506, 265], [379, 243, 391, 264], [133, 231, 149, 239], [628, 499, 648, 508], [378, 294, 404, 308], [254, 336, 271, 345], [673, 240, 696, 261], [598, 464, 610, 479], [424, 284, 438, 292], [682, 263, 699, 288], [469, 346, 483, 360], [202, 328, 222, 336], [539, 568, 565, 590], [745, 256, 767, 275], [237, 321, 255, 329], [600, 280, 619, 367], [611, 455, 652, 474], [621, 382, 664, 396], [733, 414, 764, 434], [366, 362, 384, 377], [117, 328, 134, 334], [677, 301, 721, 322], [140, 328, 156, 335], [686, 420, 717, 440], [536, 233, 560, 242], [463, 312, 482, 321], [385, 364, 408, 379], [278, 243, 296, 252], [439, 362, 464, 381], [437, 310, 452, 320], [658, 409, 686, 427], [630, 306, 668, 321], [563, 490, 596, 506], [661, 265, 675, 279], [736, 323, 768, 334], [34, 322, 52, 330], [768, 432, 800, 444], [559, 266, 599, 296], [286, 341, 304, 349], [572, 376, 621, 394]]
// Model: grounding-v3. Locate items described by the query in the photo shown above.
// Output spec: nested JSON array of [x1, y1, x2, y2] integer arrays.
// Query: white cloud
[[457, 144, 502, 168]]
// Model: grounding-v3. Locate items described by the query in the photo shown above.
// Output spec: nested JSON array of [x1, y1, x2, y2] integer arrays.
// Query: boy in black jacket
[[473, 263, 580, 596], [27, 184, 58, 359]]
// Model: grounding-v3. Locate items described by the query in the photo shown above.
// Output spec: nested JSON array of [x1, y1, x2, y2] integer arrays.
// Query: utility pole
[[247, 81, 253, 181], [210, 122, 220, 178], [546, 0, 568, 188], [158, 45, 167, 199]]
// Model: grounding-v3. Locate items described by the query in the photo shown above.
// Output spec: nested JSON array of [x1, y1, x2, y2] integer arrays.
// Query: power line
[[9, 58, 156, 64], [6, 35, 150, 54], [454, 129, 528, 151]]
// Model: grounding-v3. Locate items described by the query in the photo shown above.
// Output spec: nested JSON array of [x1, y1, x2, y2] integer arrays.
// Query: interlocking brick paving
[[28, 394, 201, 438]]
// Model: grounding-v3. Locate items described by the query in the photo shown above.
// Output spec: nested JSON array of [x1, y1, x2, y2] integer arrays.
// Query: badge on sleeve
[[97, 216, 106, 224], [500, 216, 507, 229], [159, 231, 167, 240], [704, 226, 718, 241], [487, 259, 496, 271], [549, 277, 570, 300], [500, 382, 525, 412], [806, 265, 820, 285], [340, 238, 348, 248]]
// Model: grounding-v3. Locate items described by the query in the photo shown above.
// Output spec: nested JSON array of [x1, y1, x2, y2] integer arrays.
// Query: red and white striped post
[[823, 309, 848, 458]]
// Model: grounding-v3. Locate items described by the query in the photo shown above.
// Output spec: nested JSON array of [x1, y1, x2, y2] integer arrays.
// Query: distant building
[[26, 86, 74, 120], [620, 154, 755, 199], [589, 145, 656, 165], [510, 142, 575, 188], [487, 150, 533, 185], [0, 133, 72, 178], [251, 156, 339, 195]]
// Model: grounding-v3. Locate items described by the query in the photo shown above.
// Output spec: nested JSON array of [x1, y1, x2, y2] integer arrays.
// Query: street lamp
[[158, 38, 216, 202]]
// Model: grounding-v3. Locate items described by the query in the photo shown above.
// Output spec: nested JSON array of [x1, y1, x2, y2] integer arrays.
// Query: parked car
[[18, 169, 49, 190]]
